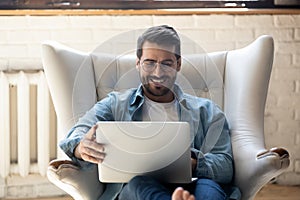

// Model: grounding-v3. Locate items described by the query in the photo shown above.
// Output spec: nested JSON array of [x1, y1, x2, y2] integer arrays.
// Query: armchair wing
[[224, 35, 290, 199]]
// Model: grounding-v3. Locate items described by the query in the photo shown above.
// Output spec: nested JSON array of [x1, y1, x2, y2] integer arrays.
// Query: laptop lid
[[96, 121, 192, 183]]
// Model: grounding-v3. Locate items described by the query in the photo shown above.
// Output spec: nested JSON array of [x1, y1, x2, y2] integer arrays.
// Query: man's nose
[[152, 63, 164, 77]]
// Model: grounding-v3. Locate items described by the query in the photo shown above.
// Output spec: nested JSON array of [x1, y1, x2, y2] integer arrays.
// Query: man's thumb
[[86, 124, 98, 140]]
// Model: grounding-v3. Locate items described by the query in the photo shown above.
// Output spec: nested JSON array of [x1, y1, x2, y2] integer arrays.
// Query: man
[[60, 25, 236, 200]]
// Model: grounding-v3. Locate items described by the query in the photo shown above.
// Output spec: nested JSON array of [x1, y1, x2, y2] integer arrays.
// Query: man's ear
[[176, 57, 182, 72], [136, 58, 140, 71]]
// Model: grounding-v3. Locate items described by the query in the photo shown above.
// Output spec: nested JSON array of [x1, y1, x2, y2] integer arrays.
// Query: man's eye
[[161, 62, 173, 67], [144, 61, 156, 66]]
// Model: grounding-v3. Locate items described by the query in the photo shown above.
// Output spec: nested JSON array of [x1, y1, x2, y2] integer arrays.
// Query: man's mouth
[[151, 78, 164, 83], [150, 77, 166, 85]]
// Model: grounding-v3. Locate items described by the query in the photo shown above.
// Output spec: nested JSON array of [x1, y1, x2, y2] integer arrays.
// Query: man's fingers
[[81, 142, 105, 156], [79, 143, 106, 164], [81, 152, 105, 164], [86, 124, 98, 140], [82, 138, 105, 152]]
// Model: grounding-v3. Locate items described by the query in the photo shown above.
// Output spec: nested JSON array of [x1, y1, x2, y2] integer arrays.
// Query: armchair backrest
[[42, 35, 274, 199]]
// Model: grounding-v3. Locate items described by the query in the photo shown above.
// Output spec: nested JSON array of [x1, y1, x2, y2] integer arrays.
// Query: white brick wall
[[0, 13, 299, 197]]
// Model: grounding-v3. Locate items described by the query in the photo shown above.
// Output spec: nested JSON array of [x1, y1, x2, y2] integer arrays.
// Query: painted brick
[[67, 42, 97, 52], [295, 160, 300, 173], [153, 15, 196, 29], [0, 44, 28, 58], [196, 41, 235, 52], [265, 93, 277, 108], [278, 120, 300, 136], [30, 30, 52, 43], [296, 80, 300, 93], [92, 29, 135, 45], [182, 29, 215, 42], [268, 80, 295, 95], [276, 42, 300, 54], [293, 54, 300, 67], [273, 53, 293, 68], [277, 95, 300, 109], [195, 15, 234, 29], [7, 30, 34, 43], [264, 115, 278, 134], [235, 15, 274, 28], [255, 28, 294, 42], [267, 107, 294, 121], [70, 16, 112, 28], [264, 129, 293, 147], [276, 172, 300, 185], [216, 29, 254, 42], [111, 16, 153, 29], [51, 29, 92, 42], [0, 16, 28, 30], [0, 59, 8, 71], [92, 29, 120, 44], [274, 15, 300, 28], [296, 129, 300, 143], [28, 16, 70, 29], [274, 68, 300, 81], [0, 30, 8, 43], [295, 28, 300, 40], [27, 43, 43, 58]]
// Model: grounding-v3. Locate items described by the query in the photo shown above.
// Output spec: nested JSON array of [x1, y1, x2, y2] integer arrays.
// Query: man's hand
[[74, 124, 106, 164]]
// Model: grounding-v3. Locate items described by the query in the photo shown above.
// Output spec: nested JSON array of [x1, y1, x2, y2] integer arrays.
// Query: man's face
[[136, 41, 181, 103]]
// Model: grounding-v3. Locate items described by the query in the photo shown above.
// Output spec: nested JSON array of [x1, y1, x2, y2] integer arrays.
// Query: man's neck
[[143, 89, 175, 103]]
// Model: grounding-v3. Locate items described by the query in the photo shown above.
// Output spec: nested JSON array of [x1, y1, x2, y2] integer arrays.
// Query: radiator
[[0, 70, 57, 178]]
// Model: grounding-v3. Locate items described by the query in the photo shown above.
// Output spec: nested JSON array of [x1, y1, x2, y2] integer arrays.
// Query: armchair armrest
[[257, 147, 290, 161], [236, 147, 290, 200], [47, 159, 105, 200]]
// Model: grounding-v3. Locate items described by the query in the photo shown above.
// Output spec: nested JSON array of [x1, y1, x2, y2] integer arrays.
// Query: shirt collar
[[130, 84, 144, 106]]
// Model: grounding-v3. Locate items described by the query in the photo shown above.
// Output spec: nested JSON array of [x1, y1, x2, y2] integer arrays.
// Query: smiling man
[[59, 25, 238, 200], [137, 41, 180, 103]]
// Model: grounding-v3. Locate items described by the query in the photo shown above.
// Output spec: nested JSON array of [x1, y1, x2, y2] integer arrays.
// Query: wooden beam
[[0, 8, 299, 16]]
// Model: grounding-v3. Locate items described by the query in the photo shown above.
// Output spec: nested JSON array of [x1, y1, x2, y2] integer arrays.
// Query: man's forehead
[[142, 41, 176, 54]]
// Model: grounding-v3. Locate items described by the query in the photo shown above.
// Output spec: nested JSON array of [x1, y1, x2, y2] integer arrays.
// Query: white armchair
[[42, 34, 290, 200]]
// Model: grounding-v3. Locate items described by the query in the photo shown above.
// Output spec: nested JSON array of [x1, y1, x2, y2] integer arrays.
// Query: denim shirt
[[59, 84, 236, 199]]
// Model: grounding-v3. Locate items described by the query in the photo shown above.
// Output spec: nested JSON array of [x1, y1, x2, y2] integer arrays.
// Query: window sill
[[0, 8, 299, 16]]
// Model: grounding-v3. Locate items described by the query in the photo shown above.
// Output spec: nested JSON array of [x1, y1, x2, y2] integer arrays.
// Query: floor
[[4, 184, 300, 200], [254, 184, 300, 200]]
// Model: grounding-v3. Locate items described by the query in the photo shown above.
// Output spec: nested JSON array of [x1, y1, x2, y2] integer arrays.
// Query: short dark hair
[[136, 25, 181, 60]]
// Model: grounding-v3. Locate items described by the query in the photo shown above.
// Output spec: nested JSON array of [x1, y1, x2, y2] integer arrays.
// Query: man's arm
[[192, 104, 233, 184], [59, 96, 114, 166]]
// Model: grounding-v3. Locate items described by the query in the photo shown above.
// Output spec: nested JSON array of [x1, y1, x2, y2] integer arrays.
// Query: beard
[[141, 74, 176, 97]]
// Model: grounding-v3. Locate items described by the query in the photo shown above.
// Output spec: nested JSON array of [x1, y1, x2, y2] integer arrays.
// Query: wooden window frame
[[0, 0, 299, 10]]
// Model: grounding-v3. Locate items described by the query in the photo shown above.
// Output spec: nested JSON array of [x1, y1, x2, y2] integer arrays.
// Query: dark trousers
[[118, 175, 227, 200]]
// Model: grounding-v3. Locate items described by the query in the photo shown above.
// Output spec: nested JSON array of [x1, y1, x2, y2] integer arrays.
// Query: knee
[[127, 175, 154, 190], [194, 178, 226, 200], [118, 176, 155, 200]]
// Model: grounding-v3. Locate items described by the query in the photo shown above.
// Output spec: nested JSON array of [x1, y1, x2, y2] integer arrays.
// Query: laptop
[[96, 121, 192, 183]]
